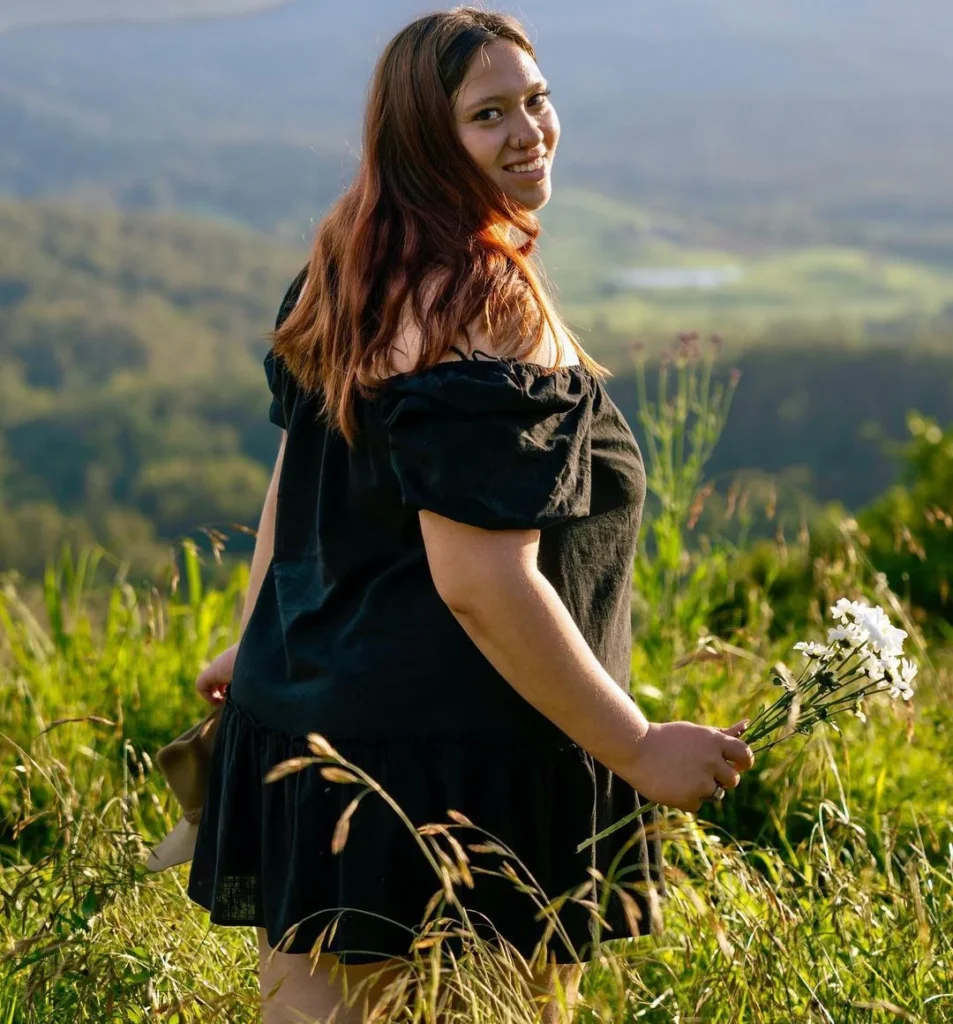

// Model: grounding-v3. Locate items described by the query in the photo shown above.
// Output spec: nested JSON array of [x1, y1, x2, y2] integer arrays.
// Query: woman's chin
[[506, 179, 552, 212]]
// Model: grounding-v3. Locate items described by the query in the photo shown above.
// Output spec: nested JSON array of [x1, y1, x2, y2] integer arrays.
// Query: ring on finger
[[711, 784, 726, 801]]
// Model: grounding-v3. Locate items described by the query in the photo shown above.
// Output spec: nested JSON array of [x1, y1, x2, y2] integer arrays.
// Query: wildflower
[[831, 598, 861, 621], [835, 598, 863, 618], [887, 680, 915, 701], [828, 623, 867, 648], [578, 595, 919, 852], [794, 641, 831, 660], [861, 652, 889, 682], [852, 604, 907, 658], [887, 658, 917, 700], [829, 599, 907, 658]]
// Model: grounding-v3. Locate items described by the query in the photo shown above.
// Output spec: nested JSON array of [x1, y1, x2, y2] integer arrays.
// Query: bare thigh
[[525, 961, 584, 1024], [258, 928, 584, 1024], [257, 928, 408, 1024]]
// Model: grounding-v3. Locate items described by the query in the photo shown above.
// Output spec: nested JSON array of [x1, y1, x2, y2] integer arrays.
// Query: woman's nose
[[510, 110, 546, 149], [513, 107, 544, 140]]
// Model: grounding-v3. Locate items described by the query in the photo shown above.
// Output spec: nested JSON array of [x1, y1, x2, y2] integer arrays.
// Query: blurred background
[[1, 0, 951, 583]]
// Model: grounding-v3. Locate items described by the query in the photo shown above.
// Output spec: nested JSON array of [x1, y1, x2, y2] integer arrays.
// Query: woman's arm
[[195, 433, 286, 705], [239, 432, 285, 634], [420, 510, 754, 813]]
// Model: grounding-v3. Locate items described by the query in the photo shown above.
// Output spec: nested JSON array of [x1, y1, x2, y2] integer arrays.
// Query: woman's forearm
[[239, 434, 285, 637], [445, 566, 650, 779]]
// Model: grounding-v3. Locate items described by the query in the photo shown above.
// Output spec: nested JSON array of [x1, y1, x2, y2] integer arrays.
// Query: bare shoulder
[[383, 278, 580, 378], [382, 274, 454, 377], [458, 315, 581, 369]]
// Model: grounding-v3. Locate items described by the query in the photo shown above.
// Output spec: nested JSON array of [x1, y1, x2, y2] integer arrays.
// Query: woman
[[186, 8, 754, 1022]]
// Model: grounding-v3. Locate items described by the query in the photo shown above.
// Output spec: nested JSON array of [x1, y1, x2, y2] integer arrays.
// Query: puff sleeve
[[378, 359, 595, 530], [263, 266, 309, 429], [263, 349, 290, 429]]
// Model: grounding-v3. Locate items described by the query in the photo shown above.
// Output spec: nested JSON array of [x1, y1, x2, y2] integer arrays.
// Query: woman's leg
[[526, 962, 584, 1024], [257, 928, 409, 1024], [259, 928, 583, 1024]]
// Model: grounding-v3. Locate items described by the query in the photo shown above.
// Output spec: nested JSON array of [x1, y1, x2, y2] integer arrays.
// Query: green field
[[539, 189, 953, 347]]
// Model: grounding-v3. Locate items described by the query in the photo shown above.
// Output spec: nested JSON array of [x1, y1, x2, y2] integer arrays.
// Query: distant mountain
[[0, 0, 951, 249]]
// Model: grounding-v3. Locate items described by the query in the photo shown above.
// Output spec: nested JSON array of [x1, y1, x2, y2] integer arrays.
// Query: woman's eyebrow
[[464, 80, 548, 113]]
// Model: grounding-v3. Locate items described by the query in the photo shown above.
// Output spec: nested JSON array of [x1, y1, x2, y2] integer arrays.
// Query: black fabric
[[381, 352, 593, 530], [264, 265, 307, 429], [187, 271, 664, 964]]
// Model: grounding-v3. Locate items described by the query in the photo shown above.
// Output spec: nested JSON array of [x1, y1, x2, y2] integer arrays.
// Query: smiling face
[[453, 40, 560, 212]]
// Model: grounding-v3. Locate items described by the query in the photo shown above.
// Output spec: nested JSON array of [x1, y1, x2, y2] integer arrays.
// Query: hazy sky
[[0, 0, 284, 32]]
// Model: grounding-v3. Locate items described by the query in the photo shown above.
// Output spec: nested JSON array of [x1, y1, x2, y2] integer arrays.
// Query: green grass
[[1, 354, 951, 1022], [2, 551, 951, 1022]]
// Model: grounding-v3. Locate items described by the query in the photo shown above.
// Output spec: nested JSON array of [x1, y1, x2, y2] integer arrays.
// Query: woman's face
[[453, 40, 560, 212]]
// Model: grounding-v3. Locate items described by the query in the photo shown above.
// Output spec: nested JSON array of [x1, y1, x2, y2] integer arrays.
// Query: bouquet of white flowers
[[578, 599, 918, 852]]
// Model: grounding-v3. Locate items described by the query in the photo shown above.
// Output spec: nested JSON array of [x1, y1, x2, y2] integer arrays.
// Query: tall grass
[[0, 348, 950, 1022]]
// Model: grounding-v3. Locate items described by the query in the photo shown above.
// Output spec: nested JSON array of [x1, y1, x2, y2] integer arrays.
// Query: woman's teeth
[[505, 157, 545, 173]]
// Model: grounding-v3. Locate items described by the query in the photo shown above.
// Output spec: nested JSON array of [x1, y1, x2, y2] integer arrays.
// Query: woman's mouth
[[502, 156, 548, 181]]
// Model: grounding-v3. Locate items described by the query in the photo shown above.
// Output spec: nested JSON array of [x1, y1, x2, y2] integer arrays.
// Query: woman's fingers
[[721, 734, 755, 769], [713, 760, 742, 791], [716, 721, 754, 769], [195, 645, 238, 705], [195, 668, 228, 705]]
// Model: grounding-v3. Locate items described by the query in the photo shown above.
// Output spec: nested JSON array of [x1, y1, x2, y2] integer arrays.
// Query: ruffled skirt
[[187, 688, 665, 965]]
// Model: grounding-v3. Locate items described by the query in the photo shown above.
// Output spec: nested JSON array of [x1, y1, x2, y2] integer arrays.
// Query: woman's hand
[[621, 719, 754, 813], [195, 643, 239, 706]]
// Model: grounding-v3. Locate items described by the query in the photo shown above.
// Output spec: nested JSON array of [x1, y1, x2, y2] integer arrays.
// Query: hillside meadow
[[0, 351, 950, 1021]]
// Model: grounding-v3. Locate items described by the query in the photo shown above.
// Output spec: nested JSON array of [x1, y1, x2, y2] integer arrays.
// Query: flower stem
[[575, 800, 661, 853]]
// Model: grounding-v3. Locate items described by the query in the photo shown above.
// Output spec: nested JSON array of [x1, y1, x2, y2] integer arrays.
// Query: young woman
[[186, 8, 754, 1022]]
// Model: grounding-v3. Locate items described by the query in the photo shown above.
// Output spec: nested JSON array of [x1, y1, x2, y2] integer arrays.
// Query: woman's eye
[[472, 90, 551, 122]]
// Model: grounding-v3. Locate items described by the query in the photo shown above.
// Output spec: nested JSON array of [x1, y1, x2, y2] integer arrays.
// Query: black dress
[[187, 271, 665, 965]]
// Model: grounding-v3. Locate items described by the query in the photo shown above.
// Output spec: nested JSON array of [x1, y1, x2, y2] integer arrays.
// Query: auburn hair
[[272, 5, 607, 444]]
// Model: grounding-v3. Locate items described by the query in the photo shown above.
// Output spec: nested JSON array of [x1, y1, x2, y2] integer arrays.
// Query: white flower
[[899, 658, 918, 691], [881, 657, 916, 700], [831, 598, 863, 622], [827, 600, 908, 659], [828, 623, 867, 648], [888, 681, 915, 701], [861, 652, 888, 682], [794, 641, 831, 659], [851, 604, 907, 658]]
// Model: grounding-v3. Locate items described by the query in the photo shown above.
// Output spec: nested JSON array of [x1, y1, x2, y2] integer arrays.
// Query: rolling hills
[[1, 198, 952, 581], [0, 199, 302, 416]]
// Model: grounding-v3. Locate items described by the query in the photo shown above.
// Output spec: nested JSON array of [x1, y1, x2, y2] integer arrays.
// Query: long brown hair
[[272, 5, 607, 444]]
